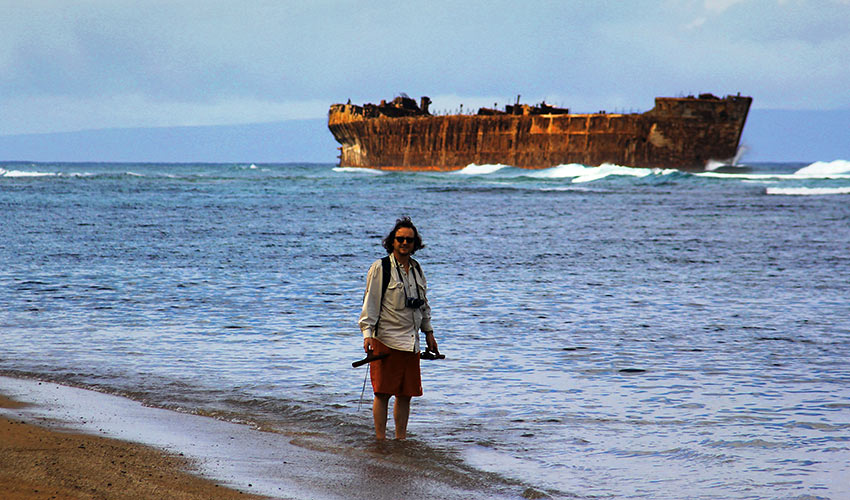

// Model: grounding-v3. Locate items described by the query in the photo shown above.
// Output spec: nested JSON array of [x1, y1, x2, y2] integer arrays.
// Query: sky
[[1, 0, 849, 138]]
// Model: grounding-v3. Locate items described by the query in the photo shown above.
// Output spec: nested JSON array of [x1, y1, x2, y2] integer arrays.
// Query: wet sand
[[0, 377, 532, 500], [0, 393, 267, 500]]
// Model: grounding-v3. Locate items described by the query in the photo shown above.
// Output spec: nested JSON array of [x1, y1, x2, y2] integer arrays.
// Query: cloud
[[704, 0, 749, 13], [1, 0, 848, 136], [685, 17, 708, 29]]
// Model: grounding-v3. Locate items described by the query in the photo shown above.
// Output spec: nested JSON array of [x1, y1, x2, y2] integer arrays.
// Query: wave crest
[[451, 163, 510, 175], [0, 168, 57, 177], [794, 160, 850, 176], [526, 163, 591, 179], [766, 186, 850, 196], [331, 167, 385, 175]]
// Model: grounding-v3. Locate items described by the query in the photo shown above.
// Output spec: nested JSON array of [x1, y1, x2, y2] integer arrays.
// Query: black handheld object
[[420, 348, 445, 360], [352, 351, 390, 368], [405, 297, 425, 309]]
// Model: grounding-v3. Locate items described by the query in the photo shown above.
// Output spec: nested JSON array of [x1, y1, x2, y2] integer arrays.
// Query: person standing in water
[[358, 217, 438, 440]]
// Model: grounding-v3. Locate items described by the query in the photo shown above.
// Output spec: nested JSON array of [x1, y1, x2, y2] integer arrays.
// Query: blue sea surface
[[2, 160, 849, 499]]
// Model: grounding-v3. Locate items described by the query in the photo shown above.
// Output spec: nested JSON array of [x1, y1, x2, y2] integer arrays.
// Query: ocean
[[2, 160, 849, 499]]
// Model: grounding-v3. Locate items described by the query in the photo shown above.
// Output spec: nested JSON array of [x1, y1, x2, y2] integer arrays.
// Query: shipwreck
[[327, 93, 752, 171]]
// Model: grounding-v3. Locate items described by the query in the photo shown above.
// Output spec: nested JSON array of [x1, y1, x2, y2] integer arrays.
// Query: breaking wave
[[0, 168, 57, 177], [451, 163, 510, 175], [439, 161, 850, 196], [766, 186, 850, 196], [7, 162, 849, 198], [526, 163, 593, 179], [331, 166, 385, 175], [455, 163, 679, 182], [561, 163, 678, 183], [793, 159, 850, 176]]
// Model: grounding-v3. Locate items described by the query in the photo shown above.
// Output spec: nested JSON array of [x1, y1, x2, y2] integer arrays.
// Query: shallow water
[[2, 161, 849, 499]]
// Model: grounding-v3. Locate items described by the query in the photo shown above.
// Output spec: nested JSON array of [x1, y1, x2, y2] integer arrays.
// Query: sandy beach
[[0, 377, 527, 500], [0, 393, 267, 500]]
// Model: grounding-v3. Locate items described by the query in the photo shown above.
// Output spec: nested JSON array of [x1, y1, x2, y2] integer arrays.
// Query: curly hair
[[382, 216, 425, 255]]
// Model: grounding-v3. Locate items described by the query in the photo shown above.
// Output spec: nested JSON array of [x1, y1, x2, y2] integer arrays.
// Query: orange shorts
[[369, 339, 423, 397]]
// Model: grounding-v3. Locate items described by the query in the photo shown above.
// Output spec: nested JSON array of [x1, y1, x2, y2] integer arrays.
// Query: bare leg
[[373, 394, 390, 440], [393, 396, 411, 440]]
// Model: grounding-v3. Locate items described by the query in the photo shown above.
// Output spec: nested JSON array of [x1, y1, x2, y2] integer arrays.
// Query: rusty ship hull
[[327, 94, 752, 171]]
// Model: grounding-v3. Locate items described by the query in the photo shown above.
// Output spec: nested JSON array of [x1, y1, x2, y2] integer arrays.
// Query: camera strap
[[380, 255, 421, 303], [375, 256, 421, 334], [395, 259, 421, 304]]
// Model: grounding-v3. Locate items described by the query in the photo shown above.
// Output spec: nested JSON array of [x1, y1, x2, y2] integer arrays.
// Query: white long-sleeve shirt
[[358, 254, 432, 352]]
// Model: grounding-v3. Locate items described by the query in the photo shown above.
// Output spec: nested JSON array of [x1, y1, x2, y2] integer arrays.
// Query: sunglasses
[[395, 236, 415, 243]]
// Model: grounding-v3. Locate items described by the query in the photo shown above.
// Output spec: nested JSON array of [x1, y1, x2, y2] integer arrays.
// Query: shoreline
[[0, 376, 531, 500], [0, 392, 268, 500]]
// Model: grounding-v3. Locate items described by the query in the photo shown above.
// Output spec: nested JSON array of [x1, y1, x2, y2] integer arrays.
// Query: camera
[[405, 297, 425, 309]]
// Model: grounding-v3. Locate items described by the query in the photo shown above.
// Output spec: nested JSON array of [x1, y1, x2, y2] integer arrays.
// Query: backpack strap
[[372, 256, 391, 338], [380, 255, 391, 307]]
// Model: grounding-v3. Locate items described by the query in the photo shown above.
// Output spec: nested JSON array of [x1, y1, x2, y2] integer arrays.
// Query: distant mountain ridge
[[1, 110, 847, 164], [0, 119, 337, 164]]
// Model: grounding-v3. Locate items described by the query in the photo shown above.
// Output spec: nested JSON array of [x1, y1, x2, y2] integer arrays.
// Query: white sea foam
[[698, 160, 850, 181], [526, 163, 590, 179], [451, 163, 510, 175], [570, 163, 657, 183], [521, 163, 674, 183], [0, 168, 57, 177], [766, 186, 850, 196], [332, 166, 385, 175], [705, 146, 747, 171], [697, 171, 794, 180], [705, 160, 728, 172], [794, 160, 850, 176]]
